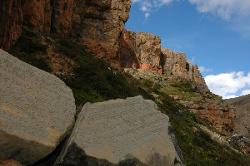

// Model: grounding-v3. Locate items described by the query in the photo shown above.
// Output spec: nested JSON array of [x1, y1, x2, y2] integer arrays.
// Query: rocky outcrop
[[72, 0, 131, 63], [0, 0, 75, 50], [226, 95, 250, 154], [0, 0, 22, 50], [56, 96, 181, 166], [119, 31, 207, 89], [0, 0, 131, 64], [161, 48, 208, 91], [120, 30, 162, 73], [0, 49, 76, 165], [195, 102, 236, 135], [0, 0, 205, 90], [22, 0, 74, 34], [227, 94, 250, 138]]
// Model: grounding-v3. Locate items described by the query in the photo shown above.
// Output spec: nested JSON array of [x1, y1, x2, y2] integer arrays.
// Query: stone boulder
[[56, 96, 181, 166], [0, 49, 76, 165]]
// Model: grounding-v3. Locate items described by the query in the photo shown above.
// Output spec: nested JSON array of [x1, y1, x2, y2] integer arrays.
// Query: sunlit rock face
[[119, 30, 162, 73], [161, 48, 208, 91], [0, 49, 76, 165], [72, 0, 131, 64]]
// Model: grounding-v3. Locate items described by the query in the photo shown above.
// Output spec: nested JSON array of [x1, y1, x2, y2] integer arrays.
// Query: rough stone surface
[[0, 49, 76, 165], [22, 0, 74, 35], [0, 160, 23, 166], [0, 0, 75, 50], [196, 103, 236, 135], [57, 96, 181, 166], [161, 48, 208, 91], [72, 0, 131, 62], [120, 31, 208, 91], [0, 0, 23, 50], [227, 95, 250, 138], [0, 0, 131, 63], [22, 0, 52, 33], [120, 30, 162, 73]]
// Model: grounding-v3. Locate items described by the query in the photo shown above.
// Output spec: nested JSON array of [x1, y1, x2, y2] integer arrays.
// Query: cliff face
[[119, 30, 162, 73], [226, 95, 250, 154], [227, 95, 250, 138], [0, 0, 205, 90], [0, 0, 22, 50], [161, 48, 208, 90], [0, 0, 74, 50], [119, 31, 207, 90], [73, 0, 131, 63], [0, 0, 130, 61], [22, 0, 74, 34]]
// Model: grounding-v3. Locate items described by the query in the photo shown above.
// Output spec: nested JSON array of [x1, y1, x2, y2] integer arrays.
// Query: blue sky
[[126, 0, 250, 99]]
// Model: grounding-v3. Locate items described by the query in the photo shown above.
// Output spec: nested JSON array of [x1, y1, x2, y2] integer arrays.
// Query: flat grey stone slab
[[0, 49, 76, 165], [57, 96, 179, 166]]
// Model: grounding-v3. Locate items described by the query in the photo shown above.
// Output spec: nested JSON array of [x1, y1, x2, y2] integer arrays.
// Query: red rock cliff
[[72, 0, 131, 64], [119, 30, 162, 72], [0, 0, 22, 50], [0, 0, 75, 50], [0, 0, 208, 91], [0, 0, 131, 68], [161, 48, 208, 91], [120, 30, 208, 90]]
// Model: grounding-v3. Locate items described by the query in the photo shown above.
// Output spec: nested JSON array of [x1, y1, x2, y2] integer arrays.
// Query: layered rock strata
[[0, 49, 76, 165], [0, 0, 22, 50], [120, 30, 208, 90], [56, 96, 181, 166], [0, 0, 207, 90], [0, 0, 75, 50], [227, 95, 250, 154], [119, 31, 162, 73], [0, 0, 131, 65], [73, 0, 131, 62], [161, 48, 208, 91], [227, 94, 250, 138]]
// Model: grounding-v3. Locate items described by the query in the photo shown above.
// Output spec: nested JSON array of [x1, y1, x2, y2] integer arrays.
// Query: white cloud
[[133, 0, 250, 19], [199, 66, 213, 74], [241, 89, 250, 96], [132, 0, 173, 18], [188, 0, 250, 37], [204, 72, 250, 99], [189, 0, 250, 20], [188, 0, 250, 20], [132, 0, 250, 37]]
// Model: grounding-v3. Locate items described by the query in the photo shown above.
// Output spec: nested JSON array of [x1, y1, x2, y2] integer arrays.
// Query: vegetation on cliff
[[9, 29, 250, 166]]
